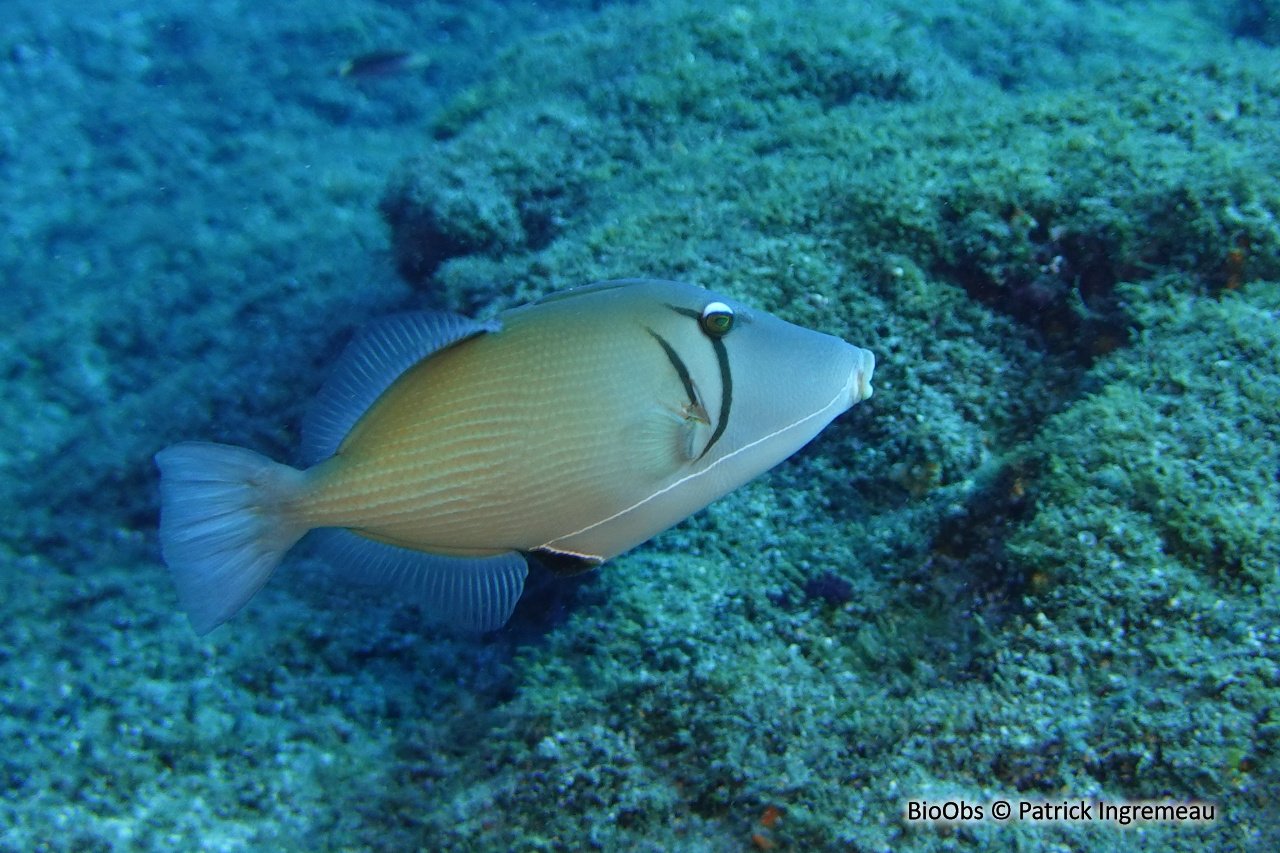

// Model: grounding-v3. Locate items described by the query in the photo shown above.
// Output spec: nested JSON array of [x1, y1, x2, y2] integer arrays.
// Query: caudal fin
[[155, 442, 309, 634]]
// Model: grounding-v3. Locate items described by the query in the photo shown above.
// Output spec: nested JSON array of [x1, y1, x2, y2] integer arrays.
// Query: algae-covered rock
[[1228, 0, 1280, 45], [1003, 280, 1279, 807], [358, 1, 1280, 851], [1016, 281, 1280, 587], [7, 0, 1280, 850]]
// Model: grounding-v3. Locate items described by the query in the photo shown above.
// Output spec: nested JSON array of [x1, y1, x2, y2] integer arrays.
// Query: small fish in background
[[337, 49, 432, 79], [155, 279, 876, 635]]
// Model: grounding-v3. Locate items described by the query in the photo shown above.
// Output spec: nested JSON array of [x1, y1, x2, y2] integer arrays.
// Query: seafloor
[[1, 0, 1278, 850]]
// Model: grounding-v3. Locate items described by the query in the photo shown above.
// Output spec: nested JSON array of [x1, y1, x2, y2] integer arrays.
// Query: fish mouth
[[845, 346, 876, 405]]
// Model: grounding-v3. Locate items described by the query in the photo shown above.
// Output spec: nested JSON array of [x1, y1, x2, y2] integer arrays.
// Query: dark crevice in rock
[[938, 204, 1134, 365]]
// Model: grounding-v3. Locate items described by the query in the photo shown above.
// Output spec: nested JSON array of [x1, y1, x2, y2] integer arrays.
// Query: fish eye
[[699, 302, 735, 337]]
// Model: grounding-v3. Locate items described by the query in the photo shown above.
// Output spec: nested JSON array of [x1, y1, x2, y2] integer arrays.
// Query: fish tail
[[155, 442, 310, 635]]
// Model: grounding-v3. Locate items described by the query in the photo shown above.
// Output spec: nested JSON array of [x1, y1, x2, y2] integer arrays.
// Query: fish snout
[[845, 346, 876, 406]]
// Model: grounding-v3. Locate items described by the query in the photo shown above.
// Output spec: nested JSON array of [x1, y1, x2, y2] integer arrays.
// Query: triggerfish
[[155, 279, 875, 634]]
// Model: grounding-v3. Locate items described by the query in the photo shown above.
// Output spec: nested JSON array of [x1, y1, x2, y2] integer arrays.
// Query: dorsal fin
[[300, 312, 500, 465]]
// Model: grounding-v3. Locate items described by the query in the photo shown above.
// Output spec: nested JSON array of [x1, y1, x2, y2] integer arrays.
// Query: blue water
[[2, 1, 1277, 850]]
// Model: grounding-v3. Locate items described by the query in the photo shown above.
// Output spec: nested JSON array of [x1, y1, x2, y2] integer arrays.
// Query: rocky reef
[[1, 0, 1277, 850]]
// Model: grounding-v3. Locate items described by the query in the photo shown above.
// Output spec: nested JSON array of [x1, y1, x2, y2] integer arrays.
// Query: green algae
[[1016, 280, 1280, 588], [3, 0, 1280, 850], [1006, 278, 1280, 798], [368, 1, 1280, 850]]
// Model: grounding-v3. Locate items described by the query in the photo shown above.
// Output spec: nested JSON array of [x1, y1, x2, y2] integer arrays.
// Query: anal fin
[[312, 528, 527, 632]]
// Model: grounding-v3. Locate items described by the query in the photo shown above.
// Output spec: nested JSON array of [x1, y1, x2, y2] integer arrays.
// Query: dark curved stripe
[[701, 335, 732, 460], [661, 303, 732, 461], [646, 328, 699, 411]]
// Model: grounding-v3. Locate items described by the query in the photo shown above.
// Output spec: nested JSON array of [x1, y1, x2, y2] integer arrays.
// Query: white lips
[[845, 346, 876, 406]]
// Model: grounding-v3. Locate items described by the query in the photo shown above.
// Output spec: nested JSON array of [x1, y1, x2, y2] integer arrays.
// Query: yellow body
[[294, 295, 701, 558]]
